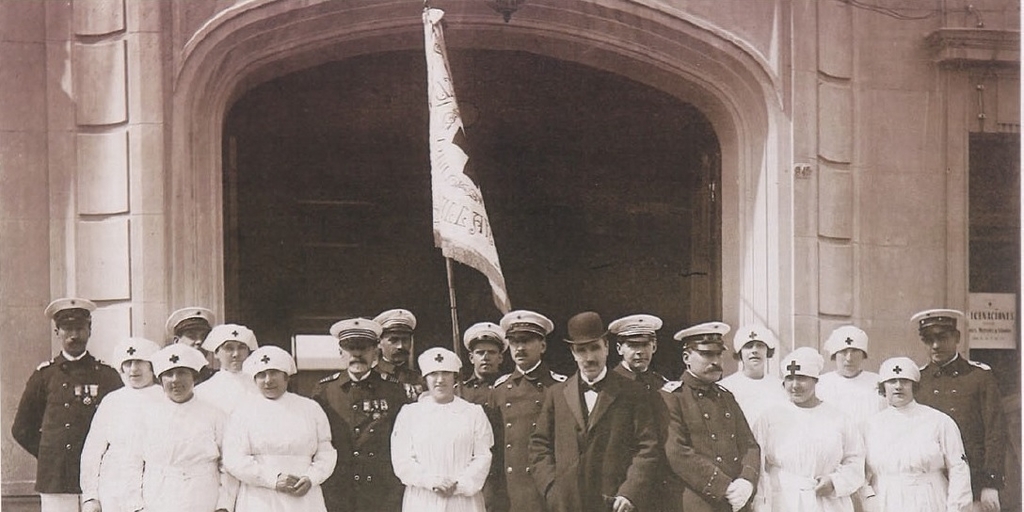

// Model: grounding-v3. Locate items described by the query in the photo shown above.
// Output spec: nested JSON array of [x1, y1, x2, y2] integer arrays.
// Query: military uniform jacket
[[529, 370, 661, 512], [489, 362, 565, 512], [460, 375, 509, 512], [312, 370, 408, 512], [918, 354, 1006, 496], [376, 358, 425, 401], [11, 352, 123, 494], [613, 364, 678, 512], [661, 372, 760, 512]]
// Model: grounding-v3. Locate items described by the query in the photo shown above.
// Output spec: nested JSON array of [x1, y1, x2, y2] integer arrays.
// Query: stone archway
[[169, 0, 790, 340]]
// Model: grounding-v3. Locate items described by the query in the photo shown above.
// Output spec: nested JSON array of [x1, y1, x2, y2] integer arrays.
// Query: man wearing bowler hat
[[530, 311, 660, 512], [913, 309, 1006, 512], [661, 321, 759, 512], [491, 309, 565, 512], [313, 317, 408, 512], [12, 298, 123, 512], [373, 308, 424, 400], [165, 306, 217, 382]]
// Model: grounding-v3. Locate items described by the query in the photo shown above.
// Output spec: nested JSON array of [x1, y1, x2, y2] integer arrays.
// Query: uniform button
[[366, 475, 372, 482], [715, 456, 722, 462], [65, 444, 72, 450], [506, 402, 512, 408], [352, 404, 359, 410], [507, 384, 513, 389], [353, 451, 360, 457], [733, 457, 739, 462], [64, 423, 71, 429], [354, 427, 361, 433], [730, 434, 736, 439], [933, 389, 940, 394], [724, 412, 731, 418], [507, 467, 513, 474], [64, 403, 70, 408], [531, 422, 536, 428], [369, 428, 375, 433], [506, 443, 512, 449], [950, 407, 956, 413], [354, 475, 360, 481], [506, 423, 512, 428], [62, 383, 69, 389], [951, 389, 958, 394], [702, 413, 710, 419], [711, 434, 717, 440], [526, 467, 531, 473]]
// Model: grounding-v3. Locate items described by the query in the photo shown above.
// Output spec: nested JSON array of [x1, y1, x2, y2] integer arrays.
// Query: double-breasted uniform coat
[[529, 370, 661, 512], [312, 369, 408, 512], [662, 371, 760, 512], [12, 352, 123, 494], [460, 375, 509, 512]]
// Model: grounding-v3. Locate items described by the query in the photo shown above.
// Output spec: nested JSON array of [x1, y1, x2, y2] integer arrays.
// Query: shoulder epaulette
[[36, 359, 54, 371], [968, 359, 992, 371], [661, 380, 683, 393], [657, 373, 669, 383], [318, 372, 342, 384], [919, 363, 929, 371], [494, 373, 512, 386], [714, 383, 732, 394], [550, 371, 567, 382]]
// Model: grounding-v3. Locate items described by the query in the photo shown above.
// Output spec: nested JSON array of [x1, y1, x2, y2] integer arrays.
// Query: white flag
[[423, 7, 511, 313]]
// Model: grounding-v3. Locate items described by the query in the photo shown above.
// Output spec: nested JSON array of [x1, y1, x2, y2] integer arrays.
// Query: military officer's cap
[[150, 344, 207, 376], [878, 356, 920, 383], [244, 345, 297, 376], [463, 322, 508, 352], [45, 297, 96, 326], [112, 337, 162, 367], [202, 323, 258, 353], [330, 317, 383, 348], [419, 347, 462, 375], [673, 321, 731, 350], [165, 307, 215, 337], [732, 323, 779, 353], [373, 309, 417, 334], [608, 314, 662, 343], [823, 325, 869, 358], [500, 310, 554, 338], [910, 309, 964, 334], [781, 346, 824, 379]]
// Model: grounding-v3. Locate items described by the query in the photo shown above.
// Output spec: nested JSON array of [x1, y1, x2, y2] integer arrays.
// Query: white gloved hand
[[725, 478, 754, 511], [979, 488, 1000, 512]]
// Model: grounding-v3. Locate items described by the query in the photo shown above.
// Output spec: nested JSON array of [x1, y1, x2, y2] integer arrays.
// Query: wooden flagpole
[[445, 258, 461, 355]]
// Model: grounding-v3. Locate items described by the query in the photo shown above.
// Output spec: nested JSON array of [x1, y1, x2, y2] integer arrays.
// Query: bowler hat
[[564, 311, 607, 345]]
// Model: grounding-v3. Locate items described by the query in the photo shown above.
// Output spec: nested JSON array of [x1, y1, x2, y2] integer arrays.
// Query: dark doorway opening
[[223, 49, 721, 378]]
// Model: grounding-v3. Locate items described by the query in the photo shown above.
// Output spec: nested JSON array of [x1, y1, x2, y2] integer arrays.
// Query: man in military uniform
[[12, 298, 123, 512], [165, 306, 217, 382], [608, 313, 674, 512], [459, 321, 510, 512], [491, 309, 565, 512], [313, 317, 408, 512], [373, 308, 424, 400], [913, 309, 1006, 512], [661, 321, 759, 512]]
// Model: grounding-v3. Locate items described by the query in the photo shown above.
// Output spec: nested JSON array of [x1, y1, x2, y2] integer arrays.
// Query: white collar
[[517, 359, 543, 375], [62, 350, 87, 361], [348, 369, 371, 382], [581, 366, 608, 386]]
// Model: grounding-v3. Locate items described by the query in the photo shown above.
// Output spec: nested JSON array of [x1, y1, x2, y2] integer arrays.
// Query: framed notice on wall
[[967, 293, 1018, 349]]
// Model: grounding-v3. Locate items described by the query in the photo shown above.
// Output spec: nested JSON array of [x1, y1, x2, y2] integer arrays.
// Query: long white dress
[[862, 401, 972, 512], [816, 371, 886, 421], [79, 385, 163, 512], [391, 395, 493, 512], [718, 371, 788, 425], [753, 401, 865, 512], [195, 370, 259, 415], [126, 395, 239, 512], [223, 392, 338, 512]]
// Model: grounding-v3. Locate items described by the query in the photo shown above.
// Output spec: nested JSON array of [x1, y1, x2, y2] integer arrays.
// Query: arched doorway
[[222, 49, 721, 377]]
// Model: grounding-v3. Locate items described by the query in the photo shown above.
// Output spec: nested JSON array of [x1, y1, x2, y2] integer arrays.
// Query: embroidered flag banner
[[423, 7, 511, 313]]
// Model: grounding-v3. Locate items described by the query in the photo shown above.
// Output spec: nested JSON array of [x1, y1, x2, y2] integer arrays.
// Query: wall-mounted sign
[[967, 293, 1018, 349], [292, 334, 350, 370]]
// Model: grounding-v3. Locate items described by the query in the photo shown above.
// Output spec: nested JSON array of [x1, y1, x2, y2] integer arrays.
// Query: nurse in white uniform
[[80, 338, 163, 512], [223, 346, 337, 512], [195, 324, 259, 415]]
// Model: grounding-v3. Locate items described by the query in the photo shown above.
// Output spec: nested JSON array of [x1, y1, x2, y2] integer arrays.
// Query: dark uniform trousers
[[461, 376, 509, 512], [11, 353, 123, 494], [376, 359, 425, 401], [918, 354, 1007, 499], [613, 365, 677, 512], [312, 370, 408, 512], [662, 372, 760, 512], [489, 363, 564, 512], [529, 371, 661, 512]]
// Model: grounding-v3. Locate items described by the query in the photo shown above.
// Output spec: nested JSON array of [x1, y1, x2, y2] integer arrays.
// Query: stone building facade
[[1, 0, 1019, 506]]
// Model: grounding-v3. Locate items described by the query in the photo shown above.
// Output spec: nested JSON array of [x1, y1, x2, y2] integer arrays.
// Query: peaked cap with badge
[[911, 308, 965, 334], [463, 321, 508, 352], [674, 321, 731, 350], [11, 298, 123, 495], [823, 325, 869, 358], [609, 314, 662, 342], [500, 309, 554, 338], [374, 308, 417, 334], [330, 317, 383, 346], [165, 307, 215, 337]]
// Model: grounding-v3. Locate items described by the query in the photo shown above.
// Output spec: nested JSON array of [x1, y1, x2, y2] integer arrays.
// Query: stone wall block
[[73, 40, 127, 126], [77, 130, 129, 215], [1, 1, 46, 43], [793, 235, 818, 315], [817, 81, 853, 164], [73, 0, 125, 36], [126, 32, 163, 124], [817, 165, 853, 239], [89, 304, 132, 363], [817, 0, 852, 79], [129, 124, 164, 213], [818, 240, 853, 316], [76, 217, 131, 300], [1, 219, 51, 306], [1, 132, 49, 220], [0, 42, 47, 132]]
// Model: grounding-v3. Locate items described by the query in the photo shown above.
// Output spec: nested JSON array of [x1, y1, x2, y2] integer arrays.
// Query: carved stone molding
[[927, 28, 1019, 67]]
